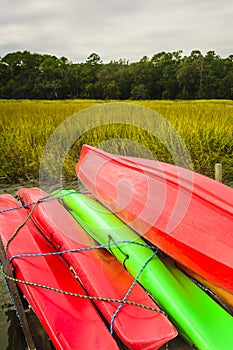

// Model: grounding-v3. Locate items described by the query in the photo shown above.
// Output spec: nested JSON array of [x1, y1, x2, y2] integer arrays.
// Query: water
[[0, 274, 27, 350], [0, 184, 26, 349], [0, 182, 37, 196]]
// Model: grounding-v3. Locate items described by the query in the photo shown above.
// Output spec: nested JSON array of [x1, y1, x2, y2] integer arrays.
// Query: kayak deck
[[76, 144, 233, 294]]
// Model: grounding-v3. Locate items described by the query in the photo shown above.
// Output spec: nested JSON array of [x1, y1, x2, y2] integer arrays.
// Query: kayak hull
[[76, 144, 233, 295], [60, 191, 233, 350]]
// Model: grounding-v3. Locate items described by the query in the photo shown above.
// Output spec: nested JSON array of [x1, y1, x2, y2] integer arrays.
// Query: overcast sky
[[1, 0, 233, 63]]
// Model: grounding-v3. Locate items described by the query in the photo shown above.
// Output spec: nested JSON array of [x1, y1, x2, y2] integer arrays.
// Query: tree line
[[0, 50, 233, 100]]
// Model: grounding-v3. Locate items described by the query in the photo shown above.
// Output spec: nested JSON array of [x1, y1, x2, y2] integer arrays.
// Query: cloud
[[0, 0, 232, 62]]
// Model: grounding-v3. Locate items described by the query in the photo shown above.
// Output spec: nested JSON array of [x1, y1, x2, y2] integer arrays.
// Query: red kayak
[[17, 187, 177, 350], [0, 194, 119, 350], [76, 144, 233, 295]]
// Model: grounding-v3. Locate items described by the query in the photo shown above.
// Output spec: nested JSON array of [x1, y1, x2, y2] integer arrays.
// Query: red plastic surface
[[76, 144, 233, 294], [0, 194, 118, 350], [17, 187, 177, 350]]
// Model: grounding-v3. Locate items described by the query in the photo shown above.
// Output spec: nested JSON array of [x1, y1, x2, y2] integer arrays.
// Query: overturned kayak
[[0, 194, 119, 350], [60, 190, 233, 350], [76, 144, 233, 296], [17, 187, 177, 350]]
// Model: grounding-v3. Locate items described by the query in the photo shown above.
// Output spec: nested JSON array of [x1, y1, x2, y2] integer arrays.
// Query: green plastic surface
[[58, 190, 233, 350]]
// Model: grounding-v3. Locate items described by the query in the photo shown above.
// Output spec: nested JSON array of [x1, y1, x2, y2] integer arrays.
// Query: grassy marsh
[[0, 99, 232, 188]]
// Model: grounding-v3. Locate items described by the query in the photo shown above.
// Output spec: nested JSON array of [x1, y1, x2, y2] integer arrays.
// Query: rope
[[0, 190, 90, 214], [0, 262, 20, 319], [3, 191, 90, 251], [108, 235, 130, 270], [6, 241, 161, 333], [0, 264, 161, 313], [9, 240, 158, 263], [110, 249, 158, 334], [5, 194, 50, 252], [0, 196, 54, 214], [0, 190, 166, 335]]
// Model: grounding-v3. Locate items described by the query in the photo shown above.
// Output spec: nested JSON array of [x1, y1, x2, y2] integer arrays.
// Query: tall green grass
[[0, 99, 103, 183], [135, 100, 233, 186], [0, 99, 232, 188]]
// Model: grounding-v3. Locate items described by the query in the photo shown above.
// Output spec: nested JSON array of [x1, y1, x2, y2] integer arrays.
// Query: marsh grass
[[0, 99, 103, 183], [0, 99, 232, 187]]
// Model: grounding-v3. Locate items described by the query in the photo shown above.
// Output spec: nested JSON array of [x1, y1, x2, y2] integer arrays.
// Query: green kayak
[[57, 190, 233, 350]]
